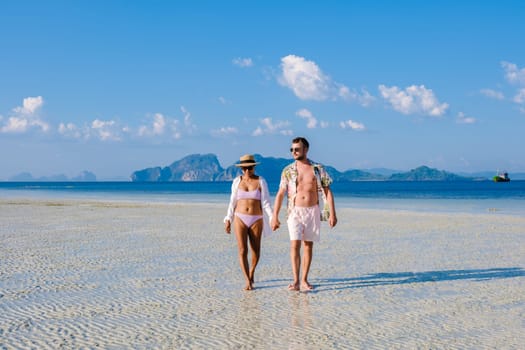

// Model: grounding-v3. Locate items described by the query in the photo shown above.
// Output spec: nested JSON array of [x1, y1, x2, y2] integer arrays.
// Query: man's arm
[[271, 187, 286, 231], [324, 186, 337, 228]]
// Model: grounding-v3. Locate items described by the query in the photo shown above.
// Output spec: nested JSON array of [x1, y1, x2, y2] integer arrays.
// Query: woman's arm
[[259, 177, 273, 223], [224, 176, 240, 224]]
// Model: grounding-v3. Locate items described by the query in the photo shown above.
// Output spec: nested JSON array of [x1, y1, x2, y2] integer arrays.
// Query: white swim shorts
[[287, 205, 321, 242]]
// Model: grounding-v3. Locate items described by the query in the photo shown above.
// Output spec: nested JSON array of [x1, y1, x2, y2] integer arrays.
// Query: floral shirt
[[279, 159, 333, 214]]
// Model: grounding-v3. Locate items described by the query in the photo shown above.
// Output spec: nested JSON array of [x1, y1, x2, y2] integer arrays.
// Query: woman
[[224, 154, 273, 290]]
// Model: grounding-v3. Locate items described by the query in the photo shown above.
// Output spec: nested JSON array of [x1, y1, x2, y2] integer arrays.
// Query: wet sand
[[1, 198, 524, 349]]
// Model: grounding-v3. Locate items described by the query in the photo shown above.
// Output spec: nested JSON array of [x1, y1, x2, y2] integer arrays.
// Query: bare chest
[[296, 166, 317, 191]]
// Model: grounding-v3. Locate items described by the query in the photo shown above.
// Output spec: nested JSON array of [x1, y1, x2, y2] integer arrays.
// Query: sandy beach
[[1, 198, 524, 349]]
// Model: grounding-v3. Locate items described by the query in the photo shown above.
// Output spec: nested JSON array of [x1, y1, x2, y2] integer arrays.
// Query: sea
[[1, 181, 525, 216]]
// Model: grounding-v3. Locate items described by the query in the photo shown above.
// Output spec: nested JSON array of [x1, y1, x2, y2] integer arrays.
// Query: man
[[271, 137, 337, 291]]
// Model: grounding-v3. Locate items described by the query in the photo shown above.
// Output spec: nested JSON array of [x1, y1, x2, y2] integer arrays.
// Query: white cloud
[[279, 55, 335, 101], [138, 113, 183, 140], [218, 96, 229, 105], [279, 55, 375, 106], [181, 106, 197, 134], [91, 119, 121, 141], [32, 120, 50, 133], [357, 89, 375, 107], [135, 108, 191, 140], [480, 89, 504, 100], [1, 96, 49, 133], [232, 57, 253, 68], [252, 127, 264, 136], [134, 108, 195, 140], [211, 126, 238, 136], [1, 117, 29, 133], [296, 108, 318, 129], [138, 113, 166, 137], [456, 112, 476, 124], [340, 119, 365, 131], [137, 126, 147, 137], [252, 117, 292, 136], [12, 96, 44, 115], [500, 62, 525, 111], [339, 86, 376, 106], [58, 120, 143, 141], [513, 88, 525, 104], [378, 84, 449, 116], [181, 106, 190, 125], [152, 113, 166, 135], [502, 61, 525, 85], [58, 122, 84, 139]]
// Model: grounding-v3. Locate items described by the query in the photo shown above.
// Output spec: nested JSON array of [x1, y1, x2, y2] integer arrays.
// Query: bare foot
[[244, 283, 254, 291], [301, 282, 314, 291], [287, 283, 300, 291]]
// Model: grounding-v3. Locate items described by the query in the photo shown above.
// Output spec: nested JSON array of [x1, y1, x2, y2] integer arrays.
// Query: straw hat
[[235, 154, 260, 167]]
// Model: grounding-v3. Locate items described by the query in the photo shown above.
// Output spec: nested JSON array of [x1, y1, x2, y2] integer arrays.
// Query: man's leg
[[301, 241, 314, 290], [289, 240, 301, 291]]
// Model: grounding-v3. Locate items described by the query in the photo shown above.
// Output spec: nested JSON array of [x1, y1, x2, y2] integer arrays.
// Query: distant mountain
[[213, 154, 291, 183], [131, 154, 479, 182], [131, 153, 289, 182], [72, 171, 97, 181], [362, 168, 402, 177], [131, 154, 224, 181], [388, 166, 473, 181], [9, 159, 522, 182], [335, 169, 386, 181], [7, 170, 97, 182], [8, 172, 35, 181]]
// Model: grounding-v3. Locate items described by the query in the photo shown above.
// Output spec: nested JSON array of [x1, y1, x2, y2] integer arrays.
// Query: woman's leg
[[247, 218, 263, 284], [233, 216, 252, 290]]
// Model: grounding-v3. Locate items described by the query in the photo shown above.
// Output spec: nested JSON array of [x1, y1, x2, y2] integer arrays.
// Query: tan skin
[[271, 141, 337, 291], [224, 166, 263, 291]]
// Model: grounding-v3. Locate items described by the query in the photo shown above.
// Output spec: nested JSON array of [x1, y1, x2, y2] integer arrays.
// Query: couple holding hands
[[224, 137, 337, 291]]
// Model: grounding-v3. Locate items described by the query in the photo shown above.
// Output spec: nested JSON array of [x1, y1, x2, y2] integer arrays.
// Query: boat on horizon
[[493, 171, 510, 182]]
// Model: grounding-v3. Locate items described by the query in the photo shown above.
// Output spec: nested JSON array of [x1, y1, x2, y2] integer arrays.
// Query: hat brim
[[235, 162, 260, 167]]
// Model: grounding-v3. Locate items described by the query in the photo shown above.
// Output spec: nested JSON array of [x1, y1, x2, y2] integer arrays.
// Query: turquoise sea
[[1, 181, 525, 216]]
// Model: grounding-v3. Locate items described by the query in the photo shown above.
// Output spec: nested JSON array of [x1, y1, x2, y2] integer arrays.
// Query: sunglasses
[[241, 166, 254, 170], [290, 147, 302, 153]]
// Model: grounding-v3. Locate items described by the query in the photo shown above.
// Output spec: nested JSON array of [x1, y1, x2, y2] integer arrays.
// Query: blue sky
[[1, 1, 524, 180]]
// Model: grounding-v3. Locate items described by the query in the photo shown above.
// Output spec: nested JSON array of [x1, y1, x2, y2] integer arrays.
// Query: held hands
[[224, 220, 231, 234], [271, 217, 280, 231], [329, 214, 337, 228]]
